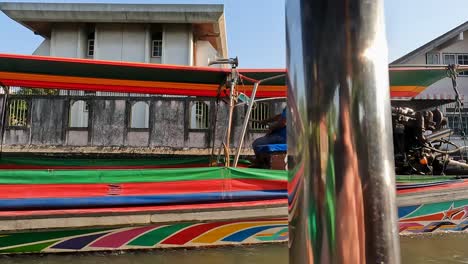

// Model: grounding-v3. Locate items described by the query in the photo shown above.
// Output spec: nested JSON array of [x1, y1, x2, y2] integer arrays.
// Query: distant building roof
[[0, 2, 227, 57], [391, 21, 468, 65]]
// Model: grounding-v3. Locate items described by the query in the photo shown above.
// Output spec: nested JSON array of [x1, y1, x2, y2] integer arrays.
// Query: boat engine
[[392, 107, 457, 175]]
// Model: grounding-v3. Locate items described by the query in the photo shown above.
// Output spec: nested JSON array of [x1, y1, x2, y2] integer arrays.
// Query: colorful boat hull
[[0, 168, 466, 254]]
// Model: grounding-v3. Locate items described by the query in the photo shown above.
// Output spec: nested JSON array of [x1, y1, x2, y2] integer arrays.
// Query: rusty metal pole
[[286, 0, 400, 263]]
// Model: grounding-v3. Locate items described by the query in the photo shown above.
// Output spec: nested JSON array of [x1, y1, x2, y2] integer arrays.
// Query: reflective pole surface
[[286, 0, 400, 263]]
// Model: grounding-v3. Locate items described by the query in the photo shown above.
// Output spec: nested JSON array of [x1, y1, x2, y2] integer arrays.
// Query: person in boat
[[251, 107, 287, 168]]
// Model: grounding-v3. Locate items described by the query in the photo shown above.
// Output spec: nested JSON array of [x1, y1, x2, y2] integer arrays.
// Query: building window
[[130, 101, 149, 129], [447, 115, 468, 135], [69, 100, 89, 128], [87, 32, 95, 57], [443, 53, 468, 76], [190, 101, 209, 129], [426, 53, 439, 64], [250, 103, 270, 130], [7, 99, 28, 127], [151, 32, 163, 58]]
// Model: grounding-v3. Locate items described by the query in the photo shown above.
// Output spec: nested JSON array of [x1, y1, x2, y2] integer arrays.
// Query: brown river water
[[1, 234, 467, 264]]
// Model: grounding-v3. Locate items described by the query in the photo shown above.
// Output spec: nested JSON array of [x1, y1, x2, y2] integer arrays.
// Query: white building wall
[[50, 24, 80, 58], [95, 24, 146, 62], [122, 24, 147, 62], [195, 40, 219, 67], [33, 39, 51, 56], [163, 24, 190, 65], [439, 32, 468, 54], [403, 54, 426, 65]]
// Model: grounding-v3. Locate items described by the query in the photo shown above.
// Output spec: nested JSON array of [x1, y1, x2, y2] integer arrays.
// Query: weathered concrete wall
[[0, 95, 286, 154], [31, 98, 65, 145], [91, 100, 126, 146], [151, 100, 185, 148]]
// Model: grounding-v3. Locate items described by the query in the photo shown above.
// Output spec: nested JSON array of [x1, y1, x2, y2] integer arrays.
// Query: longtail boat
[[0, 54, 466, 254]]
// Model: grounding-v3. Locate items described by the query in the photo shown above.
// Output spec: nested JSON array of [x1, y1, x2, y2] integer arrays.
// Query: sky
[[0, 0, 467, 67]]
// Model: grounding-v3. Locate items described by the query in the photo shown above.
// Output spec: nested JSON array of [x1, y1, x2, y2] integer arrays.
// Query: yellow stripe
[[192, 220, 286, 244], [390, 86, 426, 92]]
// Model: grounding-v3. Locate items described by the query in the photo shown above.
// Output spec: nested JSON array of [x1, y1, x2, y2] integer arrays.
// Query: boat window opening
[[250, 102, 270, 130], [130, 101, 150, 129], [426, 53, 439, 64], [7, 99, 28, 127], [87, 32, 95, 57], [190, 101, 209, 129], [151, 32, 163, 58], [69, 100, 89, 128], [443, 53, 468, 75]]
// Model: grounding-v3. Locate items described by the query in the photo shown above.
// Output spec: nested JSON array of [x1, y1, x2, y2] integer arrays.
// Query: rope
[[446, 64, 467, 161], [426, 144, 468, 155]]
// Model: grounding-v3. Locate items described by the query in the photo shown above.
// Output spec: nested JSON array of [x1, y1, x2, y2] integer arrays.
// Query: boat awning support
[[233, 74, 286, 168], [0, 85, 9, 157]]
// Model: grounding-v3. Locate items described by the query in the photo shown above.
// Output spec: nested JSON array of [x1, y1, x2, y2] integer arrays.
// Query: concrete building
[[391, 21, 468, 136], [0, 2, 284, 154], [0, 2, 227, 66]]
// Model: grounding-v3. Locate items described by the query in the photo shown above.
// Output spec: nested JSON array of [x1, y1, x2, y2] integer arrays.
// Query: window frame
[[249, 102, 271, 132], [6, 98, 30, 130], [128, 101, 150, 131], [151, 31, 163, 58], [68, 99, 90, 130], [189, 101, 210, 131], [87, 39, 95, 57], [443, 53, 468, 76], [426, 52, 440, 64]]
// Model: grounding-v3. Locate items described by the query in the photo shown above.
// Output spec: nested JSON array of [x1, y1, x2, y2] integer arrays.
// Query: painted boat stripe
[[0, 190, 287, 210], [0, 179, 286, 199], [0, 228, 110, 248], [221, 225, 286, 242], [128, 223, 192, 246], [51, 232, 110, 250], [89, 226, 157, 248], [160, 222, 230, 245], [0, 198, 287, 218], [192, 221, 286, 244], [0, 240, 61, 254]]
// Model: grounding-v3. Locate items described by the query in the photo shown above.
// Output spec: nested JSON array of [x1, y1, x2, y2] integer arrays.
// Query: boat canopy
[[388, 65, 468, 99], [0, 54, 467, 100], [0, 53, 286, 98]]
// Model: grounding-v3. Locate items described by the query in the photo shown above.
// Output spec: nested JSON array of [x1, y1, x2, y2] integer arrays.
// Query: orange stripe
[[390, 86, 426, 92]]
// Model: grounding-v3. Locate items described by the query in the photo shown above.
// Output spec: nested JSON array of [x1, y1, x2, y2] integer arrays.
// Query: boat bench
[[256, 144, 287, 170]]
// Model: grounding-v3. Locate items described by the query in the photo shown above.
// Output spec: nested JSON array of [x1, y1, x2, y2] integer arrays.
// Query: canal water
[[1, 234, 467, 264]]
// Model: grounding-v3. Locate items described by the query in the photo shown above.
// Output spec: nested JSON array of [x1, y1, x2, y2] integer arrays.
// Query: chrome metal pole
[[286, 0, 400, 263], [233, 74, 286, 167], [233, 82, 259, 168]]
